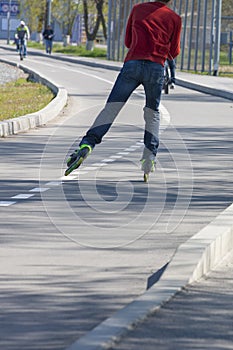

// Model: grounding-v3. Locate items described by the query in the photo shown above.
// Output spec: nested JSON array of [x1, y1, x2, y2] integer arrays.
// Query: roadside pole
[[7, 0, 12, 44], [213, 0, 222, 76], [45, 0, 52, 28]]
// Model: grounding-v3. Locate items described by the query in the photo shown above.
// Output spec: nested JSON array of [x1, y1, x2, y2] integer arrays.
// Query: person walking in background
[[65, 0, 182, 177], [15, 21, 30, 57], [43, 25, 55, 54]]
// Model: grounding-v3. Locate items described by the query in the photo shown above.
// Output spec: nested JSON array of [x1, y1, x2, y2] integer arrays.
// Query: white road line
[[131, 145, 141, 149], [29, 187, 50, 193], [124, 148, 135, 152], [101, 158, 115, 163], [60, 176, 78, 181], [45, 181, 63, 186], [0, 201, 16, 207], [110, 155, 123, 159], [11, 194, 35, 199], [117, 152, 129, 155]]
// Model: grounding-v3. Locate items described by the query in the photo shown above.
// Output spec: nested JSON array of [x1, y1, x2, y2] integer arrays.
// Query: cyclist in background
[[15, 21, 30, 58]]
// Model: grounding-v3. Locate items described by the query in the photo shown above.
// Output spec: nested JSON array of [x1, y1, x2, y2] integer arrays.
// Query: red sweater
[[124, 1, 182, 66]]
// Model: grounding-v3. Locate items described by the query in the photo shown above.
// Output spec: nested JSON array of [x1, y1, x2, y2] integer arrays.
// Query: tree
[[83, 0, 107, 50], [52, 0, 81, 37], [19, 0, 46, 34], [19, 0, 81, 40]]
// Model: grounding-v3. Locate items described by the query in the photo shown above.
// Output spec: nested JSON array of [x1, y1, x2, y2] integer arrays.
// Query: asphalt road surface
[[0, 49, 233, 350]]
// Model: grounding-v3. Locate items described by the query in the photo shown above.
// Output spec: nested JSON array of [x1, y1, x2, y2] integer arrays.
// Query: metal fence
[[107, 0, 223, 74]]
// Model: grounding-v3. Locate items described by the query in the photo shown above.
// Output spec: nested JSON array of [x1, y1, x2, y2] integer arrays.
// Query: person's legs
[[49, 40, 53, 54], [23, 39, 27, 56], [142, 61, 164, 162], [66, 60, 163, 174], [45, 40, 49, 53], [79, 60, 141, 148]]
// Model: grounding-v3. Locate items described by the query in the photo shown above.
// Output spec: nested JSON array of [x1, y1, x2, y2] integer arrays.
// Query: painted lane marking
[[117, 152, 129, 156], [60, 175, 78, 181], [110, 155, 123, 159], [45, 181, 63, 186], [29, 187, 50, 193], [3, 137, 151, 206], [101, 158, 115, 163], [11, 194, 35, 199], [124, 148, 135, 152], [0, 201, 16, 207]]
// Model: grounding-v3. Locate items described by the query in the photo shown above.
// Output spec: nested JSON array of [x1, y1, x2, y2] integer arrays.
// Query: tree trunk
[[83, 0, 103, 50], [86, 40, 94, 51]]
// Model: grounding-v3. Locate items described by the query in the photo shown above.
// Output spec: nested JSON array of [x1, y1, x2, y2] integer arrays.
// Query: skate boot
[[141, 159, 156, 182], [65, 144, 92, 176]]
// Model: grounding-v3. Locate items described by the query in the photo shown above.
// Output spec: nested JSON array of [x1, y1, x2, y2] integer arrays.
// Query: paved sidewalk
[[176, 71, 233, 101], [66, 204, 233, 350], [110, 249, 233, 350]]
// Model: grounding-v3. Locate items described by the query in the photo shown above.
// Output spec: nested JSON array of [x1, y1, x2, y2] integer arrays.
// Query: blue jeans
[[80, 60, 164, 158], [45, 39, 53, 54], [19, 38, 27, 56]]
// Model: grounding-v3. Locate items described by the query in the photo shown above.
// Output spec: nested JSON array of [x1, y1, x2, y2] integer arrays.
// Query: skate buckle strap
[[80, 144, 92, 153]]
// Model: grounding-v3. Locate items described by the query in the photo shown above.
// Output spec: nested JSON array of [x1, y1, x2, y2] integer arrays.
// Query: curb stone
[[0, 58, 67, 137], [65, 203, 233, 350]]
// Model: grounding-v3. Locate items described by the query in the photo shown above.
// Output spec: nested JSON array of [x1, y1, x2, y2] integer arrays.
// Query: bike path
[[25, 48, 233, 350], [33, 51, 233, 350], [1, 45, 233, 349]]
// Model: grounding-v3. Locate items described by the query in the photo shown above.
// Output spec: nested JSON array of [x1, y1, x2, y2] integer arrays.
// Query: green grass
[[28, 41, 107, 58], [0, 78, 54, 121]]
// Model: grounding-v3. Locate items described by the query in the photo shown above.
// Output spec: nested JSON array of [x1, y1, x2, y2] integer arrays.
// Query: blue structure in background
[[0, 1, 20, 40]]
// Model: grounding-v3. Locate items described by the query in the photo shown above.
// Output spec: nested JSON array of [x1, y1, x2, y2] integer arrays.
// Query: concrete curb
[[0, 58, 68, 137], [65, 203, 233, 350], [176, 77, 233, 101]]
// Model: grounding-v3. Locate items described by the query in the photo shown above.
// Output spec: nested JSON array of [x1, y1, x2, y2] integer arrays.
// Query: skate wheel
[[65, 157, 84, 176]]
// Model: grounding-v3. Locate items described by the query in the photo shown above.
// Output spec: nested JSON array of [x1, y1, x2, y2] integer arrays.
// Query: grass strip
[[0, 78, 54, 121]]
